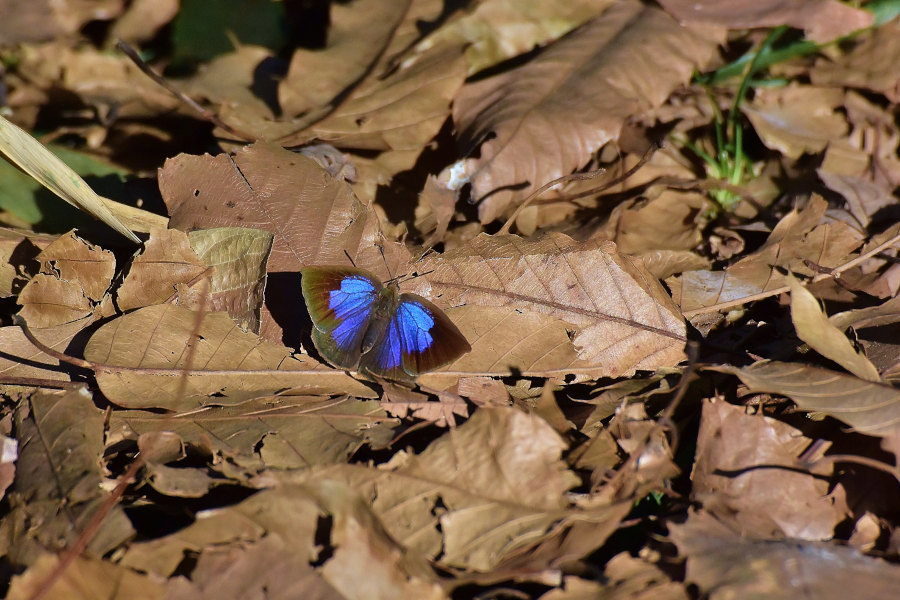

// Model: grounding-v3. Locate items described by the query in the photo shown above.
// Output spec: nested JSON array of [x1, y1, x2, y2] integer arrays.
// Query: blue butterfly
[[300, 266, 471, 380]]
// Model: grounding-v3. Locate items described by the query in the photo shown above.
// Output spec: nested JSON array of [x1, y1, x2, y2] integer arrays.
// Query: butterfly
[[300, 266, 471, 381]]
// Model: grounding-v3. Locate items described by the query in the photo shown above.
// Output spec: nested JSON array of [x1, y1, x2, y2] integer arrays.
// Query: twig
[[682, 231, 900, 318], [115, 41, 257, 142]]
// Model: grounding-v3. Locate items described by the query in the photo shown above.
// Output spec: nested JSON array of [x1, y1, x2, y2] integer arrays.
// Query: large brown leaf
[[656, 0, 872, 43], [108, 396, 396, 472], [669, 509, 900, 599], [7, 553, 165, 600], [279, 0, 412, 118], [692, 399, 846, 540], [3, 390, 134, 567], [289, 407, 629, 572], [414, 232, 686, 381], [83, 303, 374, 410], [723, 361, 900, 437], [451, 0, 724, 223], [159, 142, 397, 343]]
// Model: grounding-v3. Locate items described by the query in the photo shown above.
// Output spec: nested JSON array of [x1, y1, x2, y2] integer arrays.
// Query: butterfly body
[[301, 266, 470, 380]]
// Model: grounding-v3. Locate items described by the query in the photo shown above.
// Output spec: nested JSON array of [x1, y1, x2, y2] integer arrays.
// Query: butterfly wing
[[361, 293, 471, 380], [300, 267, 381, 370]]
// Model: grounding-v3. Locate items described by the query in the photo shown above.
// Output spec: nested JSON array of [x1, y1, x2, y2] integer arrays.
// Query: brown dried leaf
[[419, 0, 616, 75], [692, 400, 846, 540], [279, 0, 411, 117], [0, 0, 122, 44], [540, 554, 687, 600], [19, 44, 180, 119], [416, 233, 686, 379], [672, 196, 864, 315], [381, 383, 468, 428], [16, 230, 115, 327], [125, 483, 445, 600], [669, 509, 900, 600], [181, 46, 279, 125], [817, 169, 894, 228], [7, 553, 165, 600], [0, 227, 55, 298], [830, 294, 900, 332], [121, 487, 321, 576], [113, 228, 208, 312], [83, 303, 374, 410], [160, 142, 395, 343], [724, 361, 900, 437], [187, 227, 273, 333], [110, 397, 396, 475], [656, 0, 872, 43], [109, 0, 178, 43], [315, 480, 447, 600], [2, 389, 134, 567], [301, 43, 467, 154], [742, 85, 847, 159], [452, 1, 724, 222], [164, 535, 343, 600], [811, 20, 900, 102], [16, 274, 93, 328], [0, 320, 84, 385], [789, 275, 880, 381], [605, 190, 706, 256], [292, 407, 621, 572]]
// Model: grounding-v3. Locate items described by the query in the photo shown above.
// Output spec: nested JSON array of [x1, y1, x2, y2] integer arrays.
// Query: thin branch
[[116, 41, 257, 142], [683, 232, 900, 318]]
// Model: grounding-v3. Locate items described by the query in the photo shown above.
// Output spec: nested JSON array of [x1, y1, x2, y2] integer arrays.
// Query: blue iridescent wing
[[300, 267, 381, 370], [361, 293, 471, 380]]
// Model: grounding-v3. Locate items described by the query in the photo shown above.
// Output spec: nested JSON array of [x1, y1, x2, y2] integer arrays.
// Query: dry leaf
[[656, 0, 872, 43], [84, 303, 375, 410], [742, 85, 847, 159], [17, 230, 114, 327], [452, 1, 724, 222], [289, 407, 627, 572], [789, 274, 880, 381], [416, 232, 686, 379], [279, 0, 412, 117], [692, 399, 846, 540], [187, 227, 274, 333], [7, 553, 165, 600], [112, 227, 208, 312], [724, 361, 900, 437], [3, 389, 134, 567], [670, 509, 900, 600], [108, 396, 395, 476], [811, 20, 900, 102]]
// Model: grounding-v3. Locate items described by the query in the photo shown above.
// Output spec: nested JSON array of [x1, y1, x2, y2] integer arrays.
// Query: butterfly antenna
[[344, 249, 357, 268]]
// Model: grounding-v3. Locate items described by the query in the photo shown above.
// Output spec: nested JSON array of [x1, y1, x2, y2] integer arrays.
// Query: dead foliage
[[1, 1, 900, 598]]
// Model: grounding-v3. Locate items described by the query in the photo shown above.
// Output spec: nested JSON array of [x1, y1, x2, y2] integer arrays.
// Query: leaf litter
[[3, 1, 900, 599]]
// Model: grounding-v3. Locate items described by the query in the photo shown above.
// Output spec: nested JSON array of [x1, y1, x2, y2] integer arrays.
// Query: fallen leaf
[[723, 361, 900, 437], [656, 0, 872, 43], [3, 389, 134, 567], [84, 303, 375, 410], [7, 553, 165, 600], [112, 227, 208, 312], [452, 1, 724, 222], [692, 399, 846, 540], [416, 232, 687, 379], [789, 274, 880, 381], [669, 509, 900, 599]]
